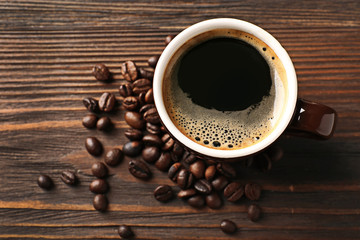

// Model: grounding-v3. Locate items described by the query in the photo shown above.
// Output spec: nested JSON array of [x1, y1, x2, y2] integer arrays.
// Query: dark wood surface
[[1, 0, 360, 239]]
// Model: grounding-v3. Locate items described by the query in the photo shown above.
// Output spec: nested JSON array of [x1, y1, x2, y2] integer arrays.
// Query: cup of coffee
[[153, 18, 337, 161]]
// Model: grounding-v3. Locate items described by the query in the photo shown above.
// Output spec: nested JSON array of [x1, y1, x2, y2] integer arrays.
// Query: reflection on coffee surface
[[163, 29, 287, 150]]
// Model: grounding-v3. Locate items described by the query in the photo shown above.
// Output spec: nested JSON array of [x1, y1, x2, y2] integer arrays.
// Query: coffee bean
[[124, 128, 143, 141], [248, 204, 261, 222], [139, 68, 154, 80], [187, 195, 204, 208], [96, 116, 112, 131], [128, 159, 151, 179], [205, 192, 222, 209], [124, 111, 145, 130], [217, 162, 236, 178], [154, 184, 173, 202], [144, 107, 160, 124], [177, 188, 196, 199], [160, 125, 167, 133], [245, 183, 262, 201], [83, 97, 99, 113], [89, 179, 109, 194], [138, 92, 146, 106], [92, 63, 110, 81], [85, 137, 103, 156], [82, 114, 98, 129], [145, 88, 154, 104], [143, 134, 162, 147], [168, 162, 182, 182], [121, 60, 138, 81], [91, 162, 108, 178], [123, 96, 139, 111], [266, 145, 284, 163], [177, 169, 194, 189], [37, 175, 53, 190], [205, 165, 217, 181], [165, 34, 175, 45], [132, 78, 152, 95], [253, 153, 272, 172], [118, 225, 134, 239], [172, 142, 184, 157], [183, 152, 198, 164], [161, 133, 174, 151], [93, 194, 108, 212], [104, 148, 123, 166], [189, 160, 205, 179], [142, 146, 160, 163], [220, 219, 237, 234], [119, 83, 133, 97], [224, 182, 244, 202], [194, 179, 212, 194], [60, 171, 77, 185], [123, 141, 143, 157], [155, 152, 173, 172], [146, 122, 161, 135], [211, 176, 229, 191], [148, 55, 160, 69], [98, 92, 116, 112], [139, 104, 155, 115]]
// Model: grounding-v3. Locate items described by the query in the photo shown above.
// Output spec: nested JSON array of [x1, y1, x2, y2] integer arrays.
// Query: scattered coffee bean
[[161, 133, 174, 151], [187, 195, 204, 208], [119, 83, 133, 97], [104, 148, 123, 166], [160, 125, 167, 133], [248, 204, 261, 222], [118, 225, 134, 239], [139, 104, 155, 115], [144, 88, 154, 104], [253, 153, 272, 172], [138, 92, 146, 106], [168, 162, 182, 182], [245, 183, 262, 201], [172, 142, 184, 157], [82, 114, 98, 129], [98, 92, 116, 112], [96, 116, 112, 131], [91, 162, 108, 178], [154, 184, 173, 202], [121, 60, 138, 81], [183, 152, 198, 164], [146, 122, 161, 135], [155, 152, 173, 172], [177, 168, 194, 189], [143, 134, 162, 147], [217, 162, 236, 178], [194, 179, 212, 194], [142, 146, 160, 163], [132, 78, 152, 95], [92, 63, 110, 81], [123, 96, 139, 111], [220, 219, 237, 234], [144, 107, 160, 124], [37, 175, 53, 190], [205, 165, 217, 181], [60, 171, 77, 185], [177, 188, 196, 199], [148, 55, 160, 69], [189, 160, 205, 179], [224, 182, 244, 202], [83, 97, 99, 113], [93, 194, 108, 212], [211, 175, 229, 191], [85, 137, 103, 156], [139, 68, 154, 80], [123, 141, 143, 157], [124, 111, 145, 129], [205, 192, 222, 209], [124, 128, 143, 141], [266, 145, 284, 163], [128, 159, 151, 179], [165, 34, 175, 45], [89, 179, 109, 194]]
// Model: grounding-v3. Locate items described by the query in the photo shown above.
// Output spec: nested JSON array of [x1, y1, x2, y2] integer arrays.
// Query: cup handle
[[285, 99, 337, 140]]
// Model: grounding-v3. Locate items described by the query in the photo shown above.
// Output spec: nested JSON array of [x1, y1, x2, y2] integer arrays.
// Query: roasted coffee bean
[[92, 63, 110, 81], [119, 83, 133, 97], [143, 134, 162, 147], [266, 145, 284, 163], [177, 188, 196, 199], [93, 194, 108, 211], [253, 153, 272, 172], [145, 88, 154, 104], [154, 184, 173, 202], [132, 78, 152, 95], [206, 192, 222, 209], [138, 92, 146, 106], [139, 68, 154, 80], [124, 128, 143, 141], [104, 148, 123, 166], [118, 225, 134, 239], [205, 165, 217, 181], [220, 219, 237, 234], [128, 159, 151, 179], [168, 162, 182, 182], [121, 60, 138, 81], [123, 141, 143, 157], [85, 137, 103, 156], [177, 169, 194, 189], [161, 133, 174, 151], [89, 179, 109, 194], [183, 152, 198, 164], [96, 116, 112, 131], [165, 34, 175, 45], [37, 175, 53, 190], [82, 114, 98, 129], [142, 146, 160, 163], [172, 142, 184, 157], [189, 160, 205, 179], [217, 162, 236, 178], [211, 176, 229, 191], [146, 122, 161, 135], [245, 183, 262, 201], [224, 182, 244, 202], [91, 162, 108, 178], [83, 97, 99, 112], [155, 152, 173, 172], [144, 107, 160, 124], [60, 171, 77, 185], [98, 92, 116, 112], [160, 125, 167, 133], [139, 104, 155, 115], [248, 204, 261, 222], [187, 195, 205, 208], [194, 179, 212, 194], [123, 96, 139, 111], [148, 55, 160, 69], [124, 111, 145, 129]]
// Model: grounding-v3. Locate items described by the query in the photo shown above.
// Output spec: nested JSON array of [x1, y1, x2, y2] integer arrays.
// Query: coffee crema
[[163, 29, 287, 150]]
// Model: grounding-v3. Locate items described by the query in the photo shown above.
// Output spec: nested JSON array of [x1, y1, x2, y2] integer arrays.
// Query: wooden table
[[1, 0, 359, 239]]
